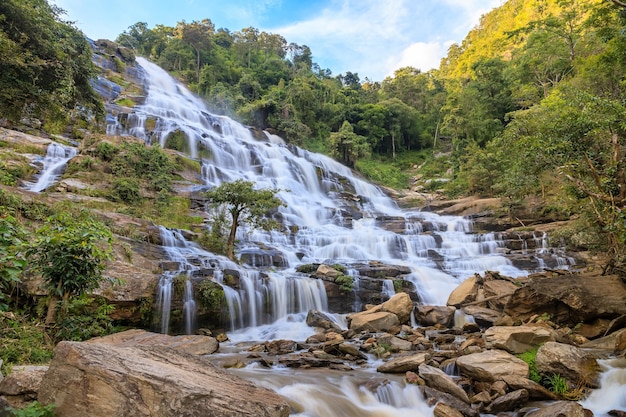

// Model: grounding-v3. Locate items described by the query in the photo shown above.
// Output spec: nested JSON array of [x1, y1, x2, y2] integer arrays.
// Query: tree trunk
[[45, 294, 59, 325], [226, 212, 239, 261]]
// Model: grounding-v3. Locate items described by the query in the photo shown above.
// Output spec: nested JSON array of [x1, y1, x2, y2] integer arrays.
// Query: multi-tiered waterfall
[[110, 57, 570, 337], [105, 57, 595, 416]]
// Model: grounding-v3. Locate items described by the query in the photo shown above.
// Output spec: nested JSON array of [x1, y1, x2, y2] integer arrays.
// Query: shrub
[[336, 275, 354, 292], [112, 178, 141, 204]]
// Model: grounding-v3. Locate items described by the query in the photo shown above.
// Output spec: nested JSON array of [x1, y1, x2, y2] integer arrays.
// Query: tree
[[0, 213, 27, 311], [28, 209, 113, 325], [330, 121, 371, 168], [203, 180, 284, 261]]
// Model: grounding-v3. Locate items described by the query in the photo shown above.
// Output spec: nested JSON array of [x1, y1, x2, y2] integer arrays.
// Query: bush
[[112, 178, 141, 204], [336, 275, 354, 292], [7, 401, 55, 417]]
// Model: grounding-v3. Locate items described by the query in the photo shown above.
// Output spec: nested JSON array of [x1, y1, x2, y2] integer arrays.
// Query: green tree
[[203, 180, 284, 261], [0, 213, 27, 311], [330, 121, 371, 168], [0, 0, 104, 128], [28, 209, 113, 325]]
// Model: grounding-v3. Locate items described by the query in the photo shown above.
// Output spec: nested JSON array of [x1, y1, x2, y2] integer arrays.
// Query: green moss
[[336, 274, 354, 292], [197, 280, 225, 310]]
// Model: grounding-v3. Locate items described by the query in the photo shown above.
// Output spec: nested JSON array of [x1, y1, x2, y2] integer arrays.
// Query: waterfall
[[25, 142, 78, 192], [108, 57, 573, 334]]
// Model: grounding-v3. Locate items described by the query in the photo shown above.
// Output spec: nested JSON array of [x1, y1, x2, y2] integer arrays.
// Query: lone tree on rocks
[[203, 180, 284, 261]]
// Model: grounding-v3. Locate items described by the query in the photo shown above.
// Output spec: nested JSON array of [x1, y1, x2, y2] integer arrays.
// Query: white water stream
[[104, 57, 618, 416], [24, 142, 77, 192]]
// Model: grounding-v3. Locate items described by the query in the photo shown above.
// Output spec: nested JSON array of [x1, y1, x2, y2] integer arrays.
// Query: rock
[[482, 279, 518, 310], [415, 305, 455, 327], [433, 402, 464, 417], [524, 400, 590, 416], [377, 352, 430, 373], [0, 366, 48, 408], [306, 310, 343, 331], [87, 329, 219, 355], [348, 311, 400, 333], [418, 363, 470, 404], [485, 389, 529, 414], [405, 371, 424, 385], [456, 350, 529, 382], [461, 306, 502, 327], [380, 292, 414, 324], [265, 339, 298, 355], [315, 264, 341, 278], [499, 374, 558, 400], [581, 328, 626, 353], [504, 272, 626, 327], [483, 325, 557, 354], [535, 342, 600, 388], [447, 275, 480, 307], [376, 333, 413, 351], [37, 340, 290, 417], [421, 386, 479, 417]]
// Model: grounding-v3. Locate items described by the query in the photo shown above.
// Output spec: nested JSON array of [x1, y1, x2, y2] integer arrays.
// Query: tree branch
[[611, 0, 626, 7]]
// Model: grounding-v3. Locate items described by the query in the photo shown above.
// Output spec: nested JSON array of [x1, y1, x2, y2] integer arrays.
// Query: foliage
[[196, 280, 225, 311], [0, 0, 104, 129], [335, 275, 354, 292], [0, 313, 54, 370], [51, 295, 118, 343], [516, 347, 542, 384], [7, 401, 55, 417], [203, 180, 285, 260], [0, 214, 27, 311], [112, 178, 142, 204], [544, 373, 569, 396], [295, 264, 318, 274], [27, 207, 113, 324]]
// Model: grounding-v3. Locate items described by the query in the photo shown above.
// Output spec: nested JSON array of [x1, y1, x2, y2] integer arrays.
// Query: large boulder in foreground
[[456, 350, 529, 382], [37, 335, 290, 417]]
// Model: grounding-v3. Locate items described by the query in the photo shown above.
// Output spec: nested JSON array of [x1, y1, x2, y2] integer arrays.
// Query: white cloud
[[268, 0, 501, 81]]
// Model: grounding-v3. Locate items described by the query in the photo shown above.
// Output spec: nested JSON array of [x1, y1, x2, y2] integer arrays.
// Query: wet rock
[[418, 363, 470, 404], [433, 402, 464, 417], [421, 386, 479, 417], [485, 388, 528, 414], [380, 292, 414, 324], [415, 305, 455, 327], [447, 275, 480, 307], [461, 306, 502, 327], [535, 342, 601, 388], [504, 272, 626, 327], [277, 352, 349, 370], [265, 339, 298, 355], [499, 374, 558, 400], [456, 350, 529, 382], [376, 333, 413, 351], [377, 352, 431, 373], [306, 310, 343, 331], [524, 400, 591, 416], [38, 340, 290, 417], [348, 311, 400, 333], [483, 325, 557, 354]]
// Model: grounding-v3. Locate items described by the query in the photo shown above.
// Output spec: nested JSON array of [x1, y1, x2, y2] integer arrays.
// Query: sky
[[51, 0, 502, 82]]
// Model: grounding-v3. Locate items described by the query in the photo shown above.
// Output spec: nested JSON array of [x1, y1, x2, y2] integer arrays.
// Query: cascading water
[[24, 142, 78, 192], [106, 57, 587, 416]]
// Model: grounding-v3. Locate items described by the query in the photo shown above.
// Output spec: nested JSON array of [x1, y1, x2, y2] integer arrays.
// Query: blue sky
[[52, 0, 501, 81]]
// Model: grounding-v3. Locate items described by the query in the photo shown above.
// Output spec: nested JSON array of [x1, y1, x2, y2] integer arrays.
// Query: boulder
[[380, 292, 414, 324], [433, 402, 464, 417], [482, 279, 518, 310], [499, 374, 558, 400], [581, 328, 626, 353], [376, 333, 413, 351], [0, 366, 48, 408], [418, 363, 470, 404], [415, 305, 455, 327], [348, 311, 400, 333], [456, 350, 529, 382], [535, 342, 601, 388], [377, 352, 430, 373], [461, 306, 502, 327], [37, 340, 290, 417], [524, 400, 590, 417], [483, 325, 557, 354], [87, 329, 219, 355], [447, 275, 480, 307], [504, 272, 626, 326], [306, 310, 343, 331], [485, 389, 529, 414]]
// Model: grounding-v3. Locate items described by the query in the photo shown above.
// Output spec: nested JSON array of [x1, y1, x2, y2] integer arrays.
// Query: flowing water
[[105, 57, 612, 416], [24, 142, 78, 192]]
